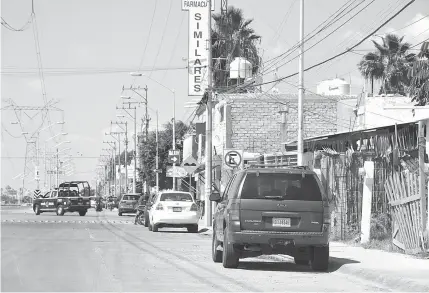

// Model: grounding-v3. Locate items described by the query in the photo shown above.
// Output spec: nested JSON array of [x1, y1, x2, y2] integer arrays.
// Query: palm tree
[[358, 52, 384, 94], [358, 34, 415, 95], [211, 6, 261, 91], [408, 42, 429, 105]]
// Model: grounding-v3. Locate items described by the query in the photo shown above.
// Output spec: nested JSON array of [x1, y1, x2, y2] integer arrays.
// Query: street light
[[54, 141, 71, 148], [131, 72, 177, 190], [46, 132, 68, 142], [41, 121, 65, 132]]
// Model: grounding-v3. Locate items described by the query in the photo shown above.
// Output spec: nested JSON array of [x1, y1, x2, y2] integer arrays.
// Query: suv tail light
[[190, 203, 198, 211], [155, 203, 164, 210], [322, 206, 330, 232], [323, 207, 331, 224], [229, 202, 240, 221]]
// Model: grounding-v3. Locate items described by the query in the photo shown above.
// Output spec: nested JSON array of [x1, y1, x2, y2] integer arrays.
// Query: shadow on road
[[237, 256, 360, 273], [327, 256, 360, 272]]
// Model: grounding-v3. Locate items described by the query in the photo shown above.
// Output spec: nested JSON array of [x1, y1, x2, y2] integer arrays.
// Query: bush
[[370, 213, 392, 241]]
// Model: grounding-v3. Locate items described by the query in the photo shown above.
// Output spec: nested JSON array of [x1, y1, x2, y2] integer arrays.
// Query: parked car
[[33, 181, 91, 216], [147, 191, 200, 233], [118, 193, 140, 216], [210, 165, 331, 271]]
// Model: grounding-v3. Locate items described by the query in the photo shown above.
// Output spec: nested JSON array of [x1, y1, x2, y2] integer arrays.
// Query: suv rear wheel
[[310, 245, 329, 271], [222, 227, 239, 268], [212, 229, 222, 263], [79, 211, 87, 217]]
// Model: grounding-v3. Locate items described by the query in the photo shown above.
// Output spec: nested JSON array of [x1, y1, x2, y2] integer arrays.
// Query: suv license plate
[[173, 207, 182, 212], [273, 218, 291, 227]]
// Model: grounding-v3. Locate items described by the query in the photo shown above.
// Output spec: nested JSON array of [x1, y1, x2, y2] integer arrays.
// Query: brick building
[[197, 92, 355, 154], [184, 92, 356, 197]]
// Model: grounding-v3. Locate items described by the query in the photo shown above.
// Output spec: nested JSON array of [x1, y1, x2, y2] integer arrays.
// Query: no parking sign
[[223, 149, 243, 170]]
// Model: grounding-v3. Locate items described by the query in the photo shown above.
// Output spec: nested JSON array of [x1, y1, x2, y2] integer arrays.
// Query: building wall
[[357, 95, 429, 129], [211, 93, 349, 154]]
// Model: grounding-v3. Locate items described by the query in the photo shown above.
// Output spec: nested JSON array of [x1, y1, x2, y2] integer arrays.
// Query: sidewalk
[[328, 241, 429, 291], [196, 226, 429, 291]]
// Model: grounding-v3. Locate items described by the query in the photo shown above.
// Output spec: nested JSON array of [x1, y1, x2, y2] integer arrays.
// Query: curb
[[270, 254, 429, 292], [333, 261, 429, 292]]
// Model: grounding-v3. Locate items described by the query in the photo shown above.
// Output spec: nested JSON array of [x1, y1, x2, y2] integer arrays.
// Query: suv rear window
[[240, 173, 322, 201]]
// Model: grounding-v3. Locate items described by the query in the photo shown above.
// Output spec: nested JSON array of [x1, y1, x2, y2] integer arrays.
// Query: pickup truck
[[33, 181, 91, 216]]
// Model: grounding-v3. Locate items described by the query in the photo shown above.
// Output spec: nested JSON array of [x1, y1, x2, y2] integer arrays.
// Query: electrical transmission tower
[[1, 99, 63, 202]]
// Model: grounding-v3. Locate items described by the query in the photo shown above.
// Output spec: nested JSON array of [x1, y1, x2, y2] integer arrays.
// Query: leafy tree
[[408, 42, 429, 105], [139, 121, 190, 190], [358, 34, 416, 95], [211, 6, 262, 91]]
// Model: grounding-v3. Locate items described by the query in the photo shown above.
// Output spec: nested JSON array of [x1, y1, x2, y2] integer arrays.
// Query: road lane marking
[[1, 219, 134, 225]]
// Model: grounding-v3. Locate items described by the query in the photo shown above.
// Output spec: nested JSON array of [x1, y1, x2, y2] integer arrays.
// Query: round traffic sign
[[224, 150, 242, 168]]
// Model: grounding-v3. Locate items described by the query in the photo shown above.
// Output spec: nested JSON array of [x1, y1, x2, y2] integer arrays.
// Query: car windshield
[[160, 193, 193, 202], [122, 195, 139, 201], [240, 173, 322, 201]]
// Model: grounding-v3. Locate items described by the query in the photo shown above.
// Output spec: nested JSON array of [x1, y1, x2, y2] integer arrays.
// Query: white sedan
[[148, 191, 200, 233]]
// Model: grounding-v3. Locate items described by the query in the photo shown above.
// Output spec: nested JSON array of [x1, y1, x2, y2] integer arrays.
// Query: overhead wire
[[262, 0, 376, 76], [131, 0, 158, 85], [148, 0, 173, 79], [231, 0, 415, 91], [160, 12, 186, 82], [262, 0, 360, 73]]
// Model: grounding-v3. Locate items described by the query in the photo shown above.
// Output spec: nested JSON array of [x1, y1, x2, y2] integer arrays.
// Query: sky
[[1, 0, 429, 191]]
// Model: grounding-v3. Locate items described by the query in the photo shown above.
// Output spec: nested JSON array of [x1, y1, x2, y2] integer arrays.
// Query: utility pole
[[172, 92, 176, 191], [107, 131, 124, 195], [144, 86, 149, 193], [103, 141, 116, 195], [297, 0, 305, 166], [418, 121, 427, 234], [112, 122, 128, 192], [122, 85, 149, 193], [156, 110, 159, 192], [56, 148, 59, 188], [117, 104, 137, 193], [204, 0, 214, 227]]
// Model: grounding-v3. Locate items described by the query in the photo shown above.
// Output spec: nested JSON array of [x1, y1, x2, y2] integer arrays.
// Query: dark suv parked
[[210, 165, 331, 271]]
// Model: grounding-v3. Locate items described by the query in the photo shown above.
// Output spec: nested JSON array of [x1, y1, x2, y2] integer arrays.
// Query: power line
[[263, 0, 377, 76], [131, 0, 158, 85], [160, 13, 186, 82], [262, 0, 360, 72], [148, 0, 173, 79], [244, 0, 416, 89], [387, 13, 429, 33]]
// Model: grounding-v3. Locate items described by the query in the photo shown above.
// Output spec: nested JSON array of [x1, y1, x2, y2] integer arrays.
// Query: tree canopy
[[138, 120, 191, 190]]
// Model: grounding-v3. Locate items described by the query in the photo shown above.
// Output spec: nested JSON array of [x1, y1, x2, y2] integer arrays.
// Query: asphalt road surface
[[2, 207, 392, 292]]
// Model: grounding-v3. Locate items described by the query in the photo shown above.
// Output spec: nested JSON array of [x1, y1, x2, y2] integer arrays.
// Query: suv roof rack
[[245, 163, 310, 170]]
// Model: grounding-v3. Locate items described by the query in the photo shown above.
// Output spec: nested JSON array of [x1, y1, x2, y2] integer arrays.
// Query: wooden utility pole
[[418, 121, 427, 234], [297, 0, 305, 166]]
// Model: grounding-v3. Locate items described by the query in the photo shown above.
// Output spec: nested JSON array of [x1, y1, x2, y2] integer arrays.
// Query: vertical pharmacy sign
[[182, 0, 215, 96]]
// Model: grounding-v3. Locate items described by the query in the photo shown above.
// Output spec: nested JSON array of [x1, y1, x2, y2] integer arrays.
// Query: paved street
[[0, 207, 405, 292]]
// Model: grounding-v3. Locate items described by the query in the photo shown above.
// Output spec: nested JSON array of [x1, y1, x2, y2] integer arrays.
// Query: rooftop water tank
[[230, 57, 252, 79], [317, 78, 350, 96]]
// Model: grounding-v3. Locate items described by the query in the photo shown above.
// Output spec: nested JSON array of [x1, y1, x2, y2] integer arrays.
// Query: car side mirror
[[209, 192, 221, 202]]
